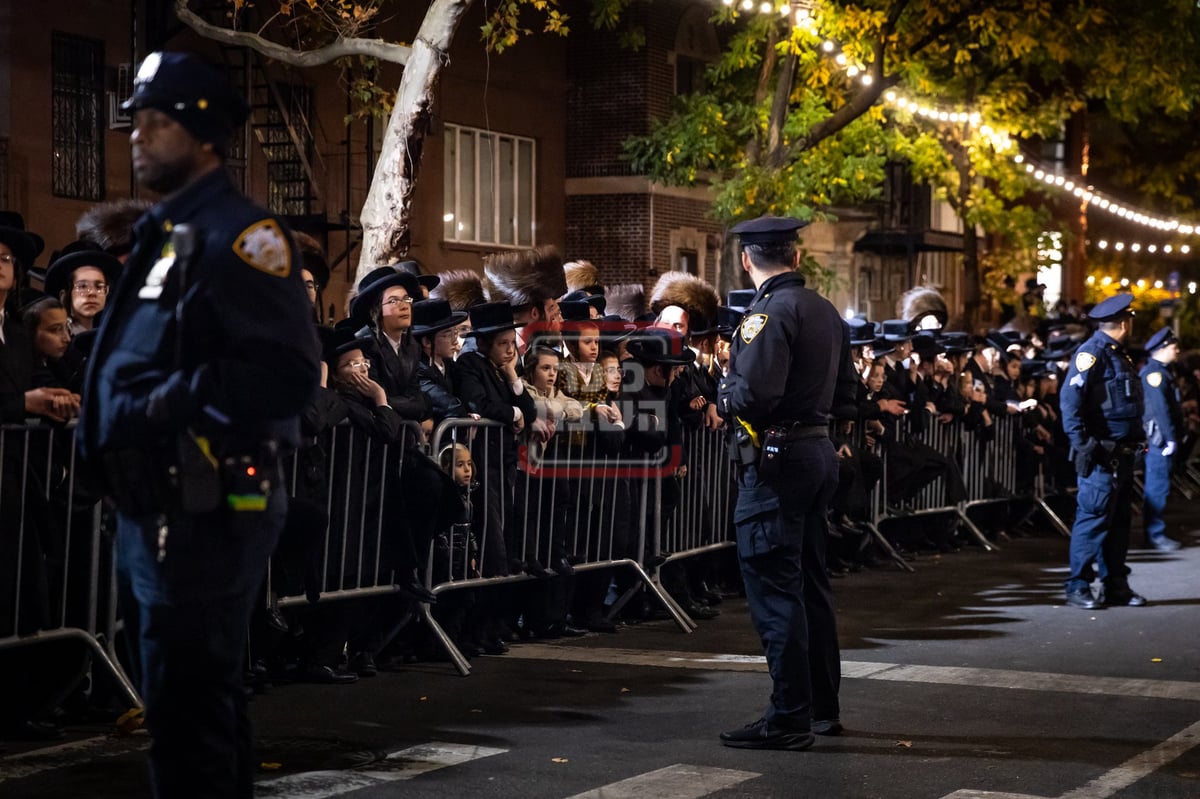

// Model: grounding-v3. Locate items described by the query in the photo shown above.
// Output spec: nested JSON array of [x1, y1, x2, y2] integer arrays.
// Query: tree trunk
[[357, 0, 473, 284], [952, 142, 982, 330]]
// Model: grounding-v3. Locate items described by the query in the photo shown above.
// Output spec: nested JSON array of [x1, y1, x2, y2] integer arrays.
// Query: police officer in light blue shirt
[[1059, 293, 1146, 609], [1140, 326, 1183, 552]]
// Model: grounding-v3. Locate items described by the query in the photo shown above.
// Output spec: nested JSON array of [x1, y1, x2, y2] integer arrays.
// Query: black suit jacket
[[0, 313, 33, 423]]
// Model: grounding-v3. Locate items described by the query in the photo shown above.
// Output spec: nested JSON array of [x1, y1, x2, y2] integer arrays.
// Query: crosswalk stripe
[[0, 735, 149, 783], [562, 764, 759, 799], [507, 644, 1200, 702], [255, 741, 507, 799]]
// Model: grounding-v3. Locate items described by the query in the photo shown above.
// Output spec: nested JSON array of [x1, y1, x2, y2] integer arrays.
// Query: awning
[[853, 229, 965, 256]]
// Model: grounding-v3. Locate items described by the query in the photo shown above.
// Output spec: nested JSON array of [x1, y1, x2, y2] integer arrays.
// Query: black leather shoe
[[720, 719, 815, 751], [684, 602, 719, 620], [351, 652, 378, 678], [294, 664, 358, 684], [585, 617, 618, 633], [481, 637, 509, 655], [1064, 588, 1100, 609], [552, 622, 588, 638], [812, 718, 843, 736], [1103, 588, 1148, 607], [525, 560, 553, 579], [6, 720, 66, 742]]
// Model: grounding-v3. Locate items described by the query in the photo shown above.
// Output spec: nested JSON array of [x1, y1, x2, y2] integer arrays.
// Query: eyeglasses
[[382, 296, 413, 307], [341, 358, 371, 370], [0, 254, 15, 265], [73, 281, 109, 295]]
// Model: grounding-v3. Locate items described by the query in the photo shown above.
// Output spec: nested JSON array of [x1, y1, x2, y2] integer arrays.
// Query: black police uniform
[[77, 52, 320, 798], [717, 216, 858, 747], [1140, 327, 1182, 550], [1059, 293, 1144, 608]]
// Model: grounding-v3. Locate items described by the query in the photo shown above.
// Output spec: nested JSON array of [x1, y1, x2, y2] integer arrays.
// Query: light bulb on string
[[822, 40, 835, 52], [1102, 276, 1113, 286], [1098, 240, 1109, 249], [1115, 242, 1125, 251], [1148, 244, 1157, 253], [1131, 243, 1141, 253], [1120, 278, 1130, 287], [1154, 280, 1164, 289], [1137, 279, 1147, 289], [1087, 275, 1096, 285], [1183, 245, 1192, 254], [741, 0, 754, 10], [759, 1, 772, 13], [860, 73, 873, 85]]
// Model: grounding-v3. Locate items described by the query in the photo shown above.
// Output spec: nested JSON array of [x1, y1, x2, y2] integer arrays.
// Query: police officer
[[717, 216, 858, 750], [1140, 326, 1183, 551], [1059, 293, 1145, 609], [78, 52, 320, 797]]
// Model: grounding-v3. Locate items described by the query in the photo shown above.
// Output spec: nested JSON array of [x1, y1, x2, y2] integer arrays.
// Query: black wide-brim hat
[[0, 211, 45, 262], [625, 328, 696, 365], [881, 319, 916, 342], [318, 325, 375, 368], [411, 298, 467, 337], [598, 316, 639, 348], [869, 339, 897, 357], [396, 259, 440, 291], [302, 250, 330, 288], [912, 332, 945, 359], [0, 225, 38, 269], [43, 247, 123, 299], [559, 300, 597, 323], [846, 317, 875, 346], [561, 289, 606, 316], [349, 266, 422, 323], [464, 301, 520, 337], [938, 331, 973, 355]]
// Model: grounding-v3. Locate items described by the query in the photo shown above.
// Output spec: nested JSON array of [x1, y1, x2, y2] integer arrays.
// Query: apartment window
[[443, 124, 536, 247], [51, 32, 105, 201]]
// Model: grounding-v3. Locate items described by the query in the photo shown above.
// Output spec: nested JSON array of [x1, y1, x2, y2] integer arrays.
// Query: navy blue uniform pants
[[1067, 453, 1134, 593], [118, 484, 285, 799], [733, 437, 840, 730], [1142, 448, 1172, 544]]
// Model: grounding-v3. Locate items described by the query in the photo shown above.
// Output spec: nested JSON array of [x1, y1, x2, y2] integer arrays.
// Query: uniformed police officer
[[717, 216, 858, 750], [1059, 293, 1146, 609], [78, 52, 320, 798], [1140, 326, 1183, 552]]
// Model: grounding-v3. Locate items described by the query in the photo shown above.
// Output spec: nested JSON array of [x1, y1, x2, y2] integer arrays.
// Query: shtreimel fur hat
[[430, 268, 486, 311], [897, 285, 948, 330], [482, 246, 567, 308], [564, 259, 604, 294], [650, 271, 720, 329], [76, 199, 152, 256], [605, 283, 646, 321]]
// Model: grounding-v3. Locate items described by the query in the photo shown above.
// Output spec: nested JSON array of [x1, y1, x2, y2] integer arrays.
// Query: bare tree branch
[[174, 0, 412, 67]]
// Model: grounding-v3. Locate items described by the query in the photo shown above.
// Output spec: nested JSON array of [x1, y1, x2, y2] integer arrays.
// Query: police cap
[[1145, 326, 1178, 352], [730, 216, 808, 246], [121, 52, 249, 155], [1087, 292, 1135, 322]]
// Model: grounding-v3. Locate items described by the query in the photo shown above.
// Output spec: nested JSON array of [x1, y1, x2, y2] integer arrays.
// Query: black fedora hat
[[0, 211, 40, 268], [625, 328, 696, 366], [43, 247, 123, 299], [561, 289, 606, 316], [465, 301, 520, 337], [869, 338, 896, 357], [847, 316, 875, 346], [349, 266, 422, 322], [319, 325, 375, 368], [302, 249, 330, 288], [938, 331, 973, 355], [396, 259, 440, 292], [912, 332, 945, 360], [559, 300, 597, 323], [411, 298, 467, 337], [880, 319, 915, 342]]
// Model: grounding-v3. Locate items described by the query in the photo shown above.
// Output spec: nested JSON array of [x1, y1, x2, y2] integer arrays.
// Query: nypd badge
[[233, 219, 291, 277], [1074, 352, 1096, 372], [1147, 371, 1163, 388], [740, 313, 768, 344]]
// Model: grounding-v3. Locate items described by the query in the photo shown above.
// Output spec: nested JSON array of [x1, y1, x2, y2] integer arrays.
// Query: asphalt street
[[4, 497, 1200, 799]]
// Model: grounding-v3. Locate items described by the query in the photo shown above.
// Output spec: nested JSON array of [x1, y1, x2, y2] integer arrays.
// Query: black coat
[[416, 354, 466, 424], [370, 332, 430, 422], [0, 313, 33, 422]]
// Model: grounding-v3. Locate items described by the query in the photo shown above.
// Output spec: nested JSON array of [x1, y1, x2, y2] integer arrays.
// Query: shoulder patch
[[233, 219, 291, 277], [1074, 352, 1096, 372], [740, 313, 768, 344], [1147, 371, 1163, 388]]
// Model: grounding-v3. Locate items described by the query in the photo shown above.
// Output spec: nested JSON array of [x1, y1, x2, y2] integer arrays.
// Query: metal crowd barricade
[[421, 417, 689, 675], [0, 423, 141, 711], [273, 419, 425, 608]]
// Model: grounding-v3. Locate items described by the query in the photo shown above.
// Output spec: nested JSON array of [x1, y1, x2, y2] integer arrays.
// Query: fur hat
[[482, 246, 567, 308], [650, 271, 720, 331], [604, 283, 647, 322], [897, 286, 948, 331], [429, 268, 486, 311], [75, 199, 152, 256], [563, 259, 604, 294]]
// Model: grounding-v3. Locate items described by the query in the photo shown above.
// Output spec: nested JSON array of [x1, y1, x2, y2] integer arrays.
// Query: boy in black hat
[[411, 298, 470, 424]]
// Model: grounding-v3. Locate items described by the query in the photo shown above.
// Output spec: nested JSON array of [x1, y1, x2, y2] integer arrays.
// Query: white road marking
[[0, 735, 149, 783], [940, 719, 1200, 799], [563, 763, 759, 799], [509, 645, 1200, 702], [255, 741, 506, 799]]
